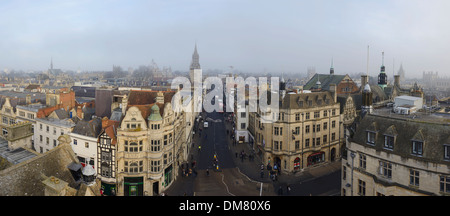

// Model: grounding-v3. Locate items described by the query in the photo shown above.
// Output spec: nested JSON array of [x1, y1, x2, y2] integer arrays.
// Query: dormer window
[[412, 140, 423, 156], [367, 131, 376, 145], [384, 135, 395, 150], [444, 145, 450, 160]]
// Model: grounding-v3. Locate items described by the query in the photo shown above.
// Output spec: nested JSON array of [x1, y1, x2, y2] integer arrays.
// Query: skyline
[[1, 0, 450, 78]]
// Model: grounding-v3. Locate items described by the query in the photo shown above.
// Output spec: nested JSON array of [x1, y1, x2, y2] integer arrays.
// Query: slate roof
[[337, 94, 363, 112], [303, 74, 346, 91], [280, 91, 337, 110], [351, 114, 450, 164], [72, 118, 102, 138], [53, 108, 69, 119], [71, 86, 96, 98]]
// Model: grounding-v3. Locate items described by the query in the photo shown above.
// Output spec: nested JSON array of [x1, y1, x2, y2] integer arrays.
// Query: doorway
[[331, 148, 336, 161], [153, 181, 159, 196]]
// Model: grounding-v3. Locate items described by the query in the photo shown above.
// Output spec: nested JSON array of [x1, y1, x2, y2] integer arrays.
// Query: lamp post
[[350, 152, 356, 196]]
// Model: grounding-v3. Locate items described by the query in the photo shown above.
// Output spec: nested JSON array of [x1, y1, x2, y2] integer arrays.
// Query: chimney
[[26, 94, 31, 104], [361, 75, 368, 91], [77, 105, 83, 119], [102, 116, 109, 129], [42, 176, 69, 196], [121, 94, 128, 116], [394, 75, 400, 87], [329, 84, 337, 103], [156, 91, 164, 104]]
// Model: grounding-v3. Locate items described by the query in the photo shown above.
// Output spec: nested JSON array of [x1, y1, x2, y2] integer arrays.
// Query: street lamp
[[350, 152, 356, 196]]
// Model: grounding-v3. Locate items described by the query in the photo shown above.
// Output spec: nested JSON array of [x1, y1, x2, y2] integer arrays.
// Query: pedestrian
[[260, 171, 264, 179], [286, 184, 291, 195], [260, 164, 264, 171], [278, 186, 283, 195], [206, 169, 210, 176]]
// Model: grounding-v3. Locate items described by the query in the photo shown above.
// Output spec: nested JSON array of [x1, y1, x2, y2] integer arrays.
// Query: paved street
[[165, 111, 342, 196]]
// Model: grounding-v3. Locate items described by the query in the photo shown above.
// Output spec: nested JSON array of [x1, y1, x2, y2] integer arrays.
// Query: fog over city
[[1, 0, 450, 78]]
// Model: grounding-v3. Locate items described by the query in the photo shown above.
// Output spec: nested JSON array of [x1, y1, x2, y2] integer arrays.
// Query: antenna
[[366, 45, 369, 76]]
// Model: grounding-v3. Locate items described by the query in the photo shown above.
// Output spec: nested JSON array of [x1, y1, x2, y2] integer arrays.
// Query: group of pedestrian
[[265, 162, 282, 181], [181, 162, 197, 177], [277, 185, 291, 196]]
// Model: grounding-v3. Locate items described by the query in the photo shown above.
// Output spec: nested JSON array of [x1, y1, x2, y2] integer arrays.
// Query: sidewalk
[[224, 113, 342, 186]]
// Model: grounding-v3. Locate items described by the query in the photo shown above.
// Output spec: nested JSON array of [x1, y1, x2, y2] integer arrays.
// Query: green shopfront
[[124, 177, 144, 196]]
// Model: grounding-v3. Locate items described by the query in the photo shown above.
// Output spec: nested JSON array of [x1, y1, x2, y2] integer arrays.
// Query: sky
[[0, 0, 449, 78]]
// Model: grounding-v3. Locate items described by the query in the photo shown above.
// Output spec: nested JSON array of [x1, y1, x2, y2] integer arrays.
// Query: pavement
[[165, 111, 342, 196]]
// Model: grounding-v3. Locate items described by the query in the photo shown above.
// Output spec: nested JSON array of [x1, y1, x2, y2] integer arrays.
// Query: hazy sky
[[1, 0, 449, 78]]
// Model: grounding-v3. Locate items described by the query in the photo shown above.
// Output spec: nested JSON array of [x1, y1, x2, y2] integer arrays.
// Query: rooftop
[[16, 103, 48, 112], [36, 117, 76, 128], [371, 107, 450, 124], [0, 138, 37, 165]]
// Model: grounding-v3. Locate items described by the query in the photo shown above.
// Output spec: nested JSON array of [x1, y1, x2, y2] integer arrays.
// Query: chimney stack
[[394, 75, 400, 87], [329, 84, 337, 103], [121, 94, 128, 116], [102, 116, 109, 129], [156, 91, 164, 104], [361, 75, 368, 91], [26, 94, 31, 104]]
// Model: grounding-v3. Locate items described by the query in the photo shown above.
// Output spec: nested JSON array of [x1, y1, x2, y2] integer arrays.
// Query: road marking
[[260, 183, 263, 196], [221, 173, 235, 196]]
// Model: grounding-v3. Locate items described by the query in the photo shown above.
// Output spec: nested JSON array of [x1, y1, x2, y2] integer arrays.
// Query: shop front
[[124, 177, 144, 196], [164, 165, 173, 188], [101, 182, 117, 196], [307, 152, 325, 167]]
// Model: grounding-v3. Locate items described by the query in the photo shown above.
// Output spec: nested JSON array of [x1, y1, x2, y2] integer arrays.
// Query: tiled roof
[[127, 90, 175, 106]]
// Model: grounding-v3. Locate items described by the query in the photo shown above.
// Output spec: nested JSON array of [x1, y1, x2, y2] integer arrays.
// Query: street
[[165, 110, 342, 196]]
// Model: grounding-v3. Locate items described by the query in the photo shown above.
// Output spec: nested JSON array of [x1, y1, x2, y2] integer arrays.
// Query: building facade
[[114, 90, 189, 196], [34, 109, 76, 153], [69, 118, 102, 170], [249, 85, 343, 173], [342, 114, 450, 196]]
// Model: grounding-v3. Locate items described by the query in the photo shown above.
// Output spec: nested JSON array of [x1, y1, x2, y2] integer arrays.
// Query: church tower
[[189, 43, 201, 83], [378, 52, 388, 90], [189, 43, 203, 114]]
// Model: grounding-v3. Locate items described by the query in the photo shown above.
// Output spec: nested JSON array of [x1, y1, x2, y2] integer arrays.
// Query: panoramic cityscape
[[0, 1, 449, 209]]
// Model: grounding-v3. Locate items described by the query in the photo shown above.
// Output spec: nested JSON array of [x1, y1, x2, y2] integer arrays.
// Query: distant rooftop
[[36, 117, 76, 128], [16, 103, 47, 112], [371, 107, 450, 124]]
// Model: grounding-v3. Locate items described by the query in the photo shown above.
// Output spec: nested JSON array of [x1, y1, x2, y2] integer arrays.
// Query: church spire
[[330, 57, 334, 75], [50, 57, 53, 70], [190, 43, 201, 70]]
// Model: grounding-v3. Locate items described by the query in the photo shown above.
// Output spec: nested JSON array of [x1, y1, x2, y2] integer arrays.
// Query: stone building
[[114, 90, 191, 196], [342, 113, 450, 196], [248, 84, 343, 173]]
